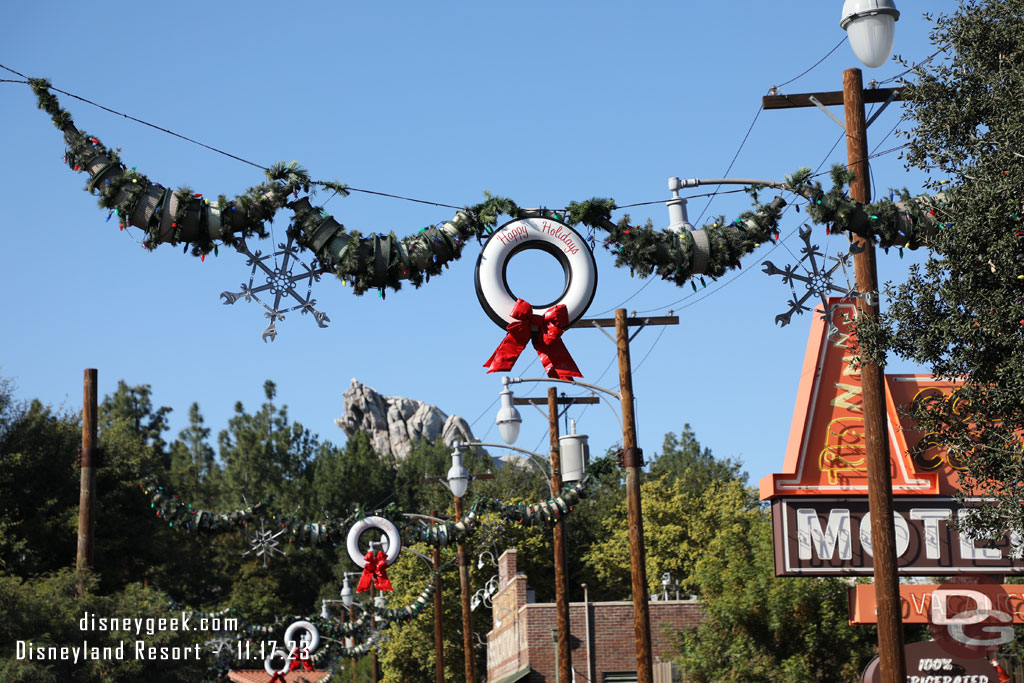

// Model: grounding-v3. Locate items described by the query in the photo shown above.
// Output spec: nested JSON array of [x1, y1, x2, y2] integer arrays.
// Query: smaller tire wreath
[[346, 516, 402, 568], [475, 217, 597, 329], [284, 620, 320, 653], [264, 649, 291, 677]]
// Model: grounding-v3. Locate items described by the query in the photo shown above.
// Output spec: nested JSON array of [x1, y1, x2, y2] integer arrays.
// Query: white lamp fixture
[[495, 377, 522, 445], [341, 575, 354, 608], [841, 0, 899, 68], [447, 445, 470, 499], [666, 177, 695, 233], [320, 600, 331, 620], [558, 419, 590, 483]]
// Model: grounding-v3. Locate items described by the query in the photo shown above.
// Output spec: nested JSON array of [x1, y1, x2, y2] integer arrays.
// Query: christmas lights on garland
[[141, 477, 355, 545], [785, 166, 948, 252], [26, 80, 784, 296], [142, 479, 269, 532], [402, 478, 588, 548], [143, 475, 588, 551], [30, 79, 946, 300]]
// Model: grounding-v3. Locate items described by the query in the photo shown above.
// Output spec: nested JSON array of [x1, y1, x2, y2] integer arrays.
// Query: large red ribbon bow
[[483, 299, 582, 380], [289, 648, 314, 672], [356, 550, 393, 593]]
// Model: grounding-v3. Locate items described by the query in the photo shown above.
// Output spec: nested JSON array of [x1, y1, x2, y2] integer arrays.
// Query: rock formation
[[335, 379, 474, 459]]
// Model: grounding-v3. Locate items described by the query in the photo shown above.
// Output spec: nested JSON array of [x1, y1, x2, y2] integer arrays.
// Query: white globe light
[[447, 451, 470, 499], [340, 576, 354, 608], [495, 387, 522, 445], [841, 0, 899, 69]]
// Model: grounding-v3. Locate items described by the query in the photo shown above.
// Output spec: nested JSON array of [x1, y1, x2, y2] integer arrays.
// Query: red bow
[[288, 648, 314, 672], [269, 672, 287, 683], [483, 299, 582, 380], [356, 550, 393, 593]]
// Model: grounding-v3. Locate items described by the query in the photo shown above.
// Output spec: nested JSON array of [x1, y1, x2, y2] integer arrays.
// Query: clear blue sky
[[0, 1, 959, 487]]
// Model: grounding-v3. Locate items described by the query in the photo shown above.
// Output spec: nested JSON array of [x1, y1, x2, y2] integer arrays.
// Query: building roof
[[225, 670, 331, 683]]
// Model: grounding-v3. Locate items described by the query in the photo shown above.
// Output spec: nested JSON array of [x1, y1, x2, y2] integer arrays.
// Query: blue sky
[[0, 1, 959, 487]]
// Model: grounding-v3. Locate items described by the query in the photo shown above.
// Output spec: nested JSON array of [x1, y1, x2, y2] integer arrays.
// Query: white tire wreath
[[264, 649, 290, 676], [475, 217, 597, 328], [284, 619, 320, 653], [346, 516, 402, 568]]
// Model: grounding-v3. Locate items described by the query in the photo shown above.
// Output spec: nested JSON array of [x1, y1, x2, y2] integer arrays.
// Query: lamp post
[[450, 450, 476, 683], [460, 409, 589, 683], [340, 573, 359, 683], [764, 4, 906, 681], [432, 510, 445, 683], [424, 447, 493, 683], [469, 387, 592, 683], [496, 306, 679, 683]]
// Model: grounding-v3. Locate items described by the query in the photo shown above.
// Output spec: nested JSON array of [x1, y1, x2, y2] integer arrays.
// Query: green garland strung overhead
[[141, 478, 356, 546], [28, 78, 944, 298], [783, 165, 947, 251], [142, 479, 270, 532], [143, 476, 588, 552], [402, 479, 588, 548], [323, 574, 439, 635]]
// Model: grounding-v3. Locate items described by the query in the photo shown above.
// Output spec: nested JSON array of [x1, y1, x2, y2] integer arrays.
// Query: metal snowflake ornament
[[241, 518, 286, 567], [204, 637, 237, 670], [762, 225, 866, 340], [220, 233, 330, 342]]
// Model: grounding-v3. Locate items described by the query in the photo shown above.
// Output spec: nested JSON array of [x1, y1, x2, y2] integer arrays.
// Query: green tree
[[649, 423, 746, 493], [675, 482, 876, 682], [217, 380, 319, 509], [868, 0, 1024, 536], [168, 402, 217, 504], [311, 430, 397, 517], [98, 381, 172, 464], [0, 569, 207, 682], [0, 395, 80, 575], [584, 426, 744, 597]]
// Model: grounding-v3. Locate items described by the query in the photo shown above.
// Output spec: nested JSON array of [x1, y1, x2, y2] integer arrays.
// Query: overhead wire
[[604, 37, 856, 317]]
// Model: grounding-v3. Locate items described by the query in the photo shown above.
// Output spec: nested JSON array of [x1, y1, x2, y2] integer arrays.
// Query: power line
[[693, 106, 763, 226], [775, 37, 848, 90]]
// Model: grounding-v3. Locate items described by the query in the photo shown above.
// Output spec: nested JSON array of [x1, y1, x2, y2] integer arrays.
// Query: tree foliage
[[870, 0, 1024, 537], [0, 375, 883, 682], [674, 482, 877, 682]]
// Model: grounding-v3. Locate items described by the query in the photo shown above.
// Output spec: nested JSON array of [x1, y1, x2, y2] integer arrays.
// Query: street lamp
[[456, 440, 554, 496], [446, 446, 470, 499], [340, 572, 359, 683], [425, 450, 494, 683], [496, 376, 523, 444], [841, 0, 900, 68]]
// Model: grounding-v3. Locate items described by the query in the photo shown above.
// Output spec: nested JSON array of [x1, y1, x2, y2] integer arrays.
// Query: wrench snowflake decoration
[[762, 225, 866, 341], [220, 233, 330, 342]]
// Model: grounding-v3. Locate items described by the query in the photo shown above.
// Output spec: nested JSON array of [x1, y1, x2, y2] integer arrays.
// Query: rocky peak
[[335, 379, 474, 460]]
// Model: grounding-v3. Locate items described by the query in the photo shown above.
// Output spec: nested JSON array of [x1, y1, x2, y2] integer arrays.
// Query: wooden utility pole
[[350, 601, 357, 683], [432, 510, 445, 683], [844, 66, 907, 683], [763, 71, 907, 683], [615, 309, 652, 683], [565, 310, 676, 683], [547, 387, 572, 683], [454, 495, 476, 683], [76, 368, 98, 596]]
